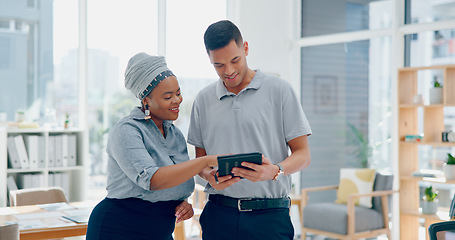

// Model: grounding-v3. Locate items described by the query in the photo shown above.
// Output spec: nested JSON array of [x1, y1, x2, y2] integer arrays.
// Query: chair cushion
[[372, 173, 393, 213], [303, 202, 384, 235], [335, 168, 376, 208]]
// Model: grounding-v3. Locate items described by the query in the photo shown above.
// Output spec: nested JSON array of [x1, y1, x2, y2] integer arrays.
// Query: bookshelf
[[398, 64, 455, 239], [0, 127, 87, 207]]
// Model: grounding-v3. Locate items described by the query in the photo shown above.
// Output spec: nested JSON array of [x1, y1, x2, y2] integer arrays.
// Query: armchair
[[300, 173, 394, 240]]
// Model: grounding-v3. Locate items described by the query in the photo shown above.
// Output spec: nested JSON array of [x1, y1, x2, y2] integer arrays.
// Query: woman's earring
[[144, 104, 151, 120]]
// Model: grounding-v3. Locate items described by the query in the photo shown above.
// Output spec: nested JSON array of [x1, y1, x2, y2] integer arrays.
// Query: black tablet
[[217, 152, 262, 177]]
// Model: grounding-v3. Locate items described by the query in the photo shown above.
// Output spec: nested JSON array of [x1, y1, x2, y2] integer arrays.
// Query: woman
[[86, 53, 218, 240]]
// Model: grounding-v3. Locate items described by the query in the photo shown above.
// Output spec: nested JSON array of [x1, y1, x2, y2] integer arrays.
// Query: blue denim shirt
[[106, 107, 194, 202]]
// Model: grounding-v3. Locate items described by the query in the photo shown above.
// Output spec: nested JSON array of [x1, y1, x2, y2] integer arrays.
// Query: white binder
[[38, 135, 46, 168], [62, 134, 69, 167], [48, 135, 55, 168], [14, 135, 29, 169], [7, 136, 21, 169], [6, 175, 18, 191], [24, 135, 39, 169], [32, 173, 45, 188], [18, 174, 33, 188], [54, 135, 63, 167], [68, 134, 77, 166]]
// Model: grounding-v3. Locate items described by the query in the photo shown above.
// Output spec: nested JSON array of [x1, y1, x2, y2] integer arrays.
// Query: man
[[187, 20, 312, 239]]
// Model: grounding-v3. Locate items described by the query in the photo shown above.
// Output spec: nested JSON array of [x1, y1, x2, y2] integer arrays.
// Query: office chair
[[429, 221, 455, 240], [9, 186, 68, 206], [0, 223, 19, 240]]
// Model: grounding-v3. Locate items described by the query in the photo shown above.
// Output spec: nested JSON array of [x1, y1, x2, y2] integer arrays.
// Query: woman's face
[[145, 76, 182, 124]]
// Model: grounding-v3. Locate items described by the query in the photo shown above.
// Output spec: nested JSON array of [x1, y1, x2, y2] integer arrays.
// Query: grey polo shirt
[[188, 69, 311, 199], [106, 107, 194, 202]]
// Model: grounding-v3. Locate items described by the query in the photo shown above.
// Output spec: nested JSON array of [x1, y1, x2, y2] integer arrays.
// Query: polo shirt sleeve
[[282, 84, 312, 142], [108, 122, 159, 191], [187, 97, 204, 149]]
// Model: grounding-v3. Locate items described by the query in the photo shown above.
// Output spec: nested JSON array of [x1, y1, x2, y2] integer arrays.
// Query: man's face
[[208, 40, 249, 94]]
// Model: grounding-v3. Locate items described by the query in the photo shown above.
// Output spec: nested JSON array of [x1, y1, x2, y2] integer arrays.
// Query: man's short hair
[[204, 20, 243, 54]]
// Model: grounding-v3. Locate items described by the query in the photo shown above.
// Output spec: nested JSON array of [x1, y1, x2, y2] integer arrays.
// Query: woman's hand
[[204, 168, 241, 190], [205, 155, 218, 167], [175, 200, 194, 223]]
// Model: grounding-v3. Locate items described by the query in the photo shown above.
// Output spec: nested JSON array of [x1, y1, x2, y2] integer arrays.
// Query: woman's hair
[[203, 20, 243, 54]]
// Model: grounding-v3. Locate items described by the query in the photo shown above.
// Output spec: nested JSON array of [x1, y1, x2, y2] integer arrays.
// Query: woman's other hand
[[175, 200, 194, 223]]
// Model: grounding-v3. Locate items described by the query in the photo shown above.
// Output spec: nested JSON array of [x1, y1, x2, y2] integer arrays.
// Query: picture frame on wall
[[314, 75, 338, 114]]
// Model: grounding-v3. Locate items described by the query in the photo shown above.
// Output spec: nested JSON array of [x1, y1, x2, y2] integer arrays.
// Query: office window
[[27, 0, 37, 9], [53, 0, 79, 127], [166, 0, 226, 158], [85, 0, 227, 200], [299, 1, 393, 202], [301, 0, 392, 37], [405, 29, 455, 67], [86, 0, 159, 200], [0, 0, 74, 127], [406, 0, 455, 24], [300, 38, 392, 202], [0, 19, 9, 29]]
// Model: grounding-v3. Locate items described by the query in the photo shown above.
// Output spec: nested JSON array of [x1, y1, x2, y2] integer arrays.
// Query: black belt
[[208, 194, 290, 211]]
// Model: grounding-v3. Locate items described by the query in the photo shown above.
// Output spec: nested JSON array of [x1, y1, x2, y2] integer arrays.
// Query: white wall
[[227, 0, 302, 195], [227, 0, 297, 86]]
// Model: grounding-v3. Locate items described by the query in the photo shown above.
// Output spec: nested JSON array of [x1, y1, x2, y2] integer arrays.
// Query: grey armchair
[[300, 173, 394, 240]]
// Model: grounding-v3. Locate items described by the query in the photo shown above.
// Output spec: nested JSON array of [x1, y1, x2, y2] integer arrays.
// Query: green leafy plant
[[448, 153, 455, 165], [423, 186, 438, 202], [433, 77, 442, 88], [347, 122, 382, 168]]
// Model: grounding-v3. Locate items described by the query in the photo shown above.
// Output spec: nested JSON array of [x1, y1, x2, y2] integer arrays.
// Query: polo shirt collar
[[215, 69, 263, 99]]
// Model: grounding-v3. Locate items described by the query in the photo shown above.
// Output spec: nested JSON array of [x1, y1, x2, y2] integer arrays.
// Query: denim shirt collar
[[129, 107, 172, 130]]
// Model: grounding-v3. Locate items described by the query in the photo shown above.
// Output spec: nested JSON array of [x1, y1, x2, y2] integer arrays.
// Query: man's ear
[[243, 41, 249, 56]]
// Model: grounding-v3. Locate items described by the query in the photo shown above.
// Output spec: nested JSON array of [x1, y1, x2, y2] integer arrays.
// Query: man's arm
[[231, 135, 311, 181], [196, 147, 241, 190]]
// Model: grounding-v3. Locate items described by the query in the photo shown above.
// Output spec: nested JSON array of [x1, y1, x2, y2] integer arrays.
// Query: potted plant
[[429, 76, 443, 104], [421, 186, 438, 214], [444, 153, 455, 180]]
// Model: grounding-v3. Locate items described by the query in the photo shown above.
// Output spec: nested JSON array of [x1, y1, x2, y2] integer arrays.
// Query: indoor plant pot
[[429, 77, 443, 104], [421, 186, 438, 215], [444, 153, 455, 180]]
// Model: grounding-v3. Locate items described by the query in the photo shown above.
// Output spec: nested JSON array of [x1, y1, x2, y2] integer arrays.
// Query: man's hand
[[175, 201, 193, 223], [204, 168, 241, 190], [231, 155, 278, 182]]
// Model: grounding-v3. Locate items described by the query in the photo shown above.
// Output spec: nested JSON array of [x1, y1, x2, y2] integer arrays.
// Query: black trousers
[[86, 197, 181, 240], [200, 199, 294, 240]]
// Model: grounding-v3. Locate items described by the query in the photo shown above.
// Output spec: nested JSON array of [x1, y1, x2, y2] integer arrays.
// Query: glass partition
[[301, 0, 392, 37]]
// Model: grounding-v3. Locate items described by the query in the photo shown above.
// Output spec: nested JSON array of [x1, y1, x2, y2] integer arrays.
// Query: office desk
[[0, 202, 94, 240]]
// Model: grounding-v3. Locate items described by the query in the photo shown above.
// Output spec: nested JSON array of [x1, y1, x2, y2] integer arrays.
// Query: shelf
[[401, 209, 451, 221], [400, 176, 455, 184], [398, 64, 455, 239], [0, 128, 87, 207], [399, 141, 455, 147], [398, 64, 455, 71], [6, 168, 47, 174], [399, 104, 455, 108], [6, 166, 84, 174]]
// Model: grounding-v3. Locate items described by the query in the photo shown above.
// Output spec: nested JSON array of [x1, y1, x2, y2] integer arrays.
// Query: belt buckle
[[237, 198, 253, 212]]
